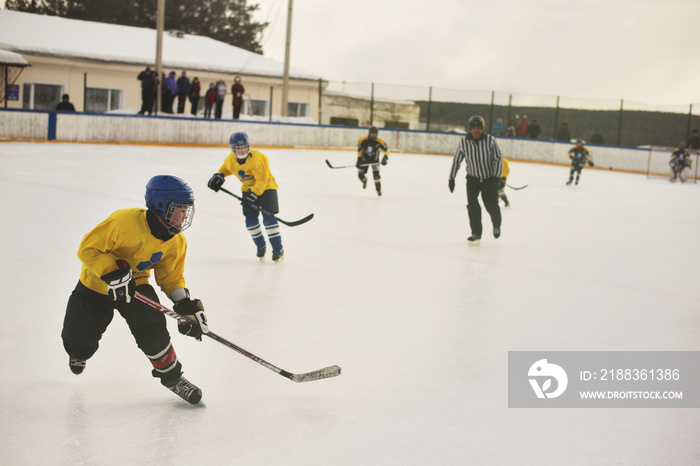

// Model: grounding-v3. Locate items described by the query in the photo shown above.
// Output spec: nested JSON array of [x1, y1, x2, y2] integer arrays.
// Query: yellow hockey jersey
[[218, 149, 278, 196], [77, 208, 187, 299]]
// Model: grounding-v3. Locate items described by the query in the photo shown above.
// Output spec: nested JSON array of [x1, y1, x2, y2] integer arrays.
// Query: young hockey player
[[208, 132, 284, 263], [498, 158, 511, 208], [566, 140, 594, 185], [61, 175, 208, 404], [356, 126, 390, 196], [448, 115, 503, 245], [669, 144, 692, 183]]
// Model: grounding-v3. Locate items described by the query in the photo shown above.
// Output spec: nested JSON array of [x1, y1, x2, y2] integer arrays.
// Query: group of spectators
[[136, 67, 245, 119], [490, 115, 604, 144]]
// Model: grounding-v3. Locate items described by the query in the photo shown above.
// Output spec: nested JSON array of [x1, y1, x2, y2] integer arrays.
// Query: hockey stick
[[506, 184, 529, 190], [134, 292, 342, 383], [325, 159, 376, 169], [218, 187, 314, 227]]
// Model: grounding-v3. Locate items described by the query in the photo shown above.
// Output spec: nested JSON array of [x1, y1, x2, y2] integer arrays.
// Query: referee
[[448, 115, 503, 245]]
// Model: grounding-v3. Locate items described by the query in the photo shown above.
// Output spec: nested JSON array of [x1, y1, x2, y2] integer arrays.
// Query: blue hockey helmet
[[145, 175, 195, 234], [229, 132, 250, 161]]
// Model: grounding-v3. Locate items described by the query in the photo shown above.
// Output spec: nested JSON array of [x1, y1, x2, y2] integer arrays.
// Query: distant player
[[208, 132, 284, 263], [566, 140, 594, 185], [61, 175, 208, 404], [356, 126, 389, 196], [669, 144, 692, 183], [498, 158, 511, 208]]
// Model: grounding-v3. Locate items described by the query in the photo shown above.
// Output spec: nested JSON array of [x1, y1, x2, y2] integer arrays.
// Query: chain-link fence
[[321, 80, 700, 148]]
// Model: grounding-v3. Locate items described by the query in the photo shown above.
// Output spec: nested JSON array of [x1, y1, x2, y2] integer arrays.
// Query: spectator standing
[[556, 121, 571, 142], [491, 118, 505, 136], [505, 119, 517, 137], [516, 115, 529, 138], [204, 83, 216, 119], [176, 71, 190, 114], [231, 76, 245, 119], [162, 71, 177, 114], [527, 119, 541, 139], [687, 129, 700, 150], [137, 67, 157, 115], [188, 77, 201, 116], [214, 79, 226, 119], [590, 129, 604, 144], [56, 94, 76, 112]]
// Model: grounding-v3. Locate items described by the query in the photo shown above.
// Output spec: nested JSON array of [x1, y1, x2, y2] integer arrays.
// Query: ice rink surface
[[1, 141, 699, 465]]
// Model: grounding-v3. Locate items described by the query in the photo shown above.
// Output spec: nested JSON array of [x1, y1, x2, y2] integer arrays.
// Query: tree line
[[416, 101, 700, 148], [5, 0, 267, 53]]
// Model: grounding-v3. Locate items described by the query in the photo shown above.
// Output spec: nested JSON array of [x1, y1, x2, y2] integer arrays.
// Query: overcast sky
[[252, 0, 700, 109]]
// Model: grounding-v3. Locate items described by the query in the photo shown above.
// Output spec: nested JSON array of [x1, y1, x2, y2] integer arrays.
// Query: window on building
[[85, 87, 122, 113], [22, 82, 62, 110], [247, 99, 269, 117], [287, 101, 309, 118]]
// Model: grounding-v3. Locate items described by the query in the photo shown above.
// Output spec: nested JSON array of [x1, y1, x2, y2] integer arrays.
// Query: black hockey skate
[[69, 358, 86, 375], [272, 248, 285, 264], [493, 226, 501, 239], [164, 376, 202, 404], [362, 177, 368, 189], [467, 234, 481, 246], [257, 247, 266, 262]]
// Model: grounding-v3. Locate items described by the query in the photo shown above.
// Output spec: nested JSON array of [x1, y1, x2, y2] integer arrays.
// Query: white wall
[[0, 110, 655, 174]]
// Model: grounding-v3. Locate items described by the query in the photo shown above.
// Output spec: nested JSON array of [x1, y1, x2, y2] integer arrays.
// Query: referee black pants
[[466, 175, 501, 237]]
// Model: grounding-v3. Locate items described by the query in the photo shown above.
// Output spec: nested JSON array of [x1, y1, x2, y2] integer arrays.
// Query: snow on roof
[[0, 48, 30, 66], [0, 9, 320, 80]]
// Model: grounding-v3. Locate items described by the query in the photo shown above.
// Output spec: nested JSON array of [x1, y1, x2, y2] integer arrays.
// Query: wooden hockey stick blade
[[506, 184, 529, 190], [290, 365, 342, 383]]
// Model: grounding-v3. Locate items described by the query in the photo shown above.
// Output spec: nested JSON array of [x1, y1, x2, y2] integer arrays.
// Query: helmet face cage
[[229, 132, 250, 160], [165, 202, 195, 235], [145, 175, 195, 235]]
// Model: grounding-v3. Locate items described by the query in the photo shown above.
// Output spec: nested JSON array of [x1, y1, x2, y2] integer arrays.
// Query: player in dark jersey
[[356, 126, 389, 196], [566, 140, 594, 185], [669, 144, 692, 183]]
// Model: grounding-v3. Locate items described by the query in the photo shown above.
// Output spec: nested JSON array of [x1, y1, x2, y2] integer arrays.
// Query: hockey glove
[[242, 190, 258, 209], [448, 179, 455, 193], [381, 155, 388, 166], [356, 157, 363, 168], [588, 161, 595, 167], [173, 297, 209, 341], [499, 177, 507, 189], [100, 260, 135, 304], [207, 172, 225, 192]]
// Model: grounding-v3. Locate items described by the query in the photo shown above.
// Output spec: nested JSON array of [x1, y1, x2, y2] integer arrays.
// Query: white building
[[0, 9, 323, 119]]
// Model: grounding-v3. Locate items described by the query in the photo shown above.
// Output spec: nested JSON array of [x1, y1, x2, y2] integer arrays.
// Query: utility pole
[[281, 0, 293, 117], [155, 0, 165, 115]]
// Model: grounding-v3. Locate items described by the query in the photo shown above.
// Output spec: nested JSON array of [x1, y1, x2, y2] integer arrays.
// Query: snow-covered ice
[[1, 141, 698, 465]]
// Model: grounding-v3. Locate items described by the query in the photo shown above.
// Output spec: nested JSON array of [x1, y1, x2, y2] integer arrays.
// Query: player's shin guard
[[148, 342, 182, 386], [262, 215, 283, 252], [245, 211, 266, 250]]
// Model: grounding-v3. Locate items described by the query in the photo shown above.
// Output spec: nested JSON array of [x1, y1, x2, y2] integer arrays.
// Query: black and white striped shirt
[[449, 133, 503, 181]]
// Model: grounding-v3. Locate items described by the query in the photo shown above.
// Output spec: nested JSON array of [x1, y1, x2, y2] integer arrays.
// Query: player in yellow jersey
[[498, 158, 510, 208], [208, 132, 284, 262], [357, 126, 389, 196], [61, 175, 208, 404]]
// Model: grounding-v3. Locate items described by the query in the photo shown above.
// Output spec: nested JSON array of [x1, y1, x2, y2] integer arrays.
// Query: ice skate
[[272, 248, 284, 264], [566, 179, 573, 185], [467, 234, 481, 246], [164, 376, 202, 404], [361, 178, 368, 189], [256, 247, 266, 262], [493, 226, 501, 239], [69, 358, 86, 375]]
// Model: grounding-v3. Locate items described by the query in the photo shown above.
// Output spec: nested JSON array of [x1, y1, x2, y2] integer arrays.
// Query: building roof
[[0, 48, 30, 66], [0, 9, 320, 80]]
